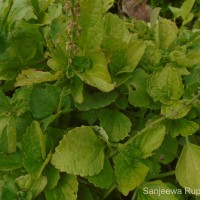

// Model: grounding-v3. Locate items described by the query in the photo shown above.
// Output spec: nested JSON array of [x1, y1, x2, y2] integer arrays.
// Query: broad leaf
[[131, 125, 166, 158], [99, 109, 131, 142], [109, 40, 146, 75], [45, 174, 78, 200], [128, 69, 153, 108], [7, 117, 16, 153], [113, 145, 149, 196], [147, 65, 184, 103], [176, 141, 200, 192], [22, 121, 48, 179], [51, 126, 105, 176], [86, 157, 115, 189]]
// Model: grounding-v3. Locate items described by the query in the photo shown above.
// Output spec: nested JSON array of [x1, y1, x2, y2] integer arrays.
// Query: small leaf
[[15, 69, 61, 87], [102, 0, 114, 13], [22, 121, 47, 179], [176, 141, 200, 191], [147, 65, 184, 103], [80, 52, 115, 92], [167, 119, 199, 137], [77, 0, 103, 53], [30, 176, 48, 199], [152, 134, 178, 164], [161, 100, 191, 119], [99, 109, 131, 142], [30, 85, 61, 119], [45, 174, 78, 200], [109, 41, 146, 75], [113, 145, 149, 196], [51, 126, 105, 176], [70, 76, 84, 104], [128, 69, 153, 108], [102, 13, 130, 51], [155, 17, 178, 49]]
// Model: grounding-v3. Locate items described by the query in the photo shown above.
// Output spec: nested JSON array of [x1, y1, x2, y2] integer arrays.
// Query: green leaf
[[102, 13, 130, 51], [44, 165, 60, 189], [128, 69, 153, 108], [175, 141, 200, 192], [109, 40, 146, 75], [180, 0, 195, 21], [70, 76, 84, 104], [10, 23, 44, 61], [113, 145, 149, 196], [147, 65, 184, 103], [29, 85, 61, 119], [155, 17, 178, 49], [137, 180, 180, 200], [167, 118, 199, 137], [99, 109, 131, 142], [7, 117, 16, 153], [86, 157, 115, 189], [152, 134, 178, 164], [51, 126, 105, 176], [102, 0, 114, 13], [30, 176, 48, 199], [15, 174, 34, 191], [15, 69, 61, 87], [0, 89, 11, 117], [131, 125, 166, 158], [80, 52, 115, 92], [77, 0, 103, 53], [11, 86, 32, 116], [1, 177, 18, 200], [22, 121, 48, 179], [45, 174, 78, 200], [5, 0, 36, 22], [76, 90, 118, 111], [161, 100, 191, 119], [0, 152, 22, 171], [170, 50, 200, 68]]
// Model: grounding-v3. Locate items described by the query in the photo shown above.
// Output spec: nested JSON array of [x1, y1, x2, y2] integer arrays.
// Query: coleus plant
[[0, 0, 200, 199]]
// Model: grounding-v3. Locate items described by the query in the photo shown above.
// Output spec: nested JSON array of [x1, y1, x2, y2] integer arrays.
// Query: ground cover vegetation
[[0, 0, 200, 199]]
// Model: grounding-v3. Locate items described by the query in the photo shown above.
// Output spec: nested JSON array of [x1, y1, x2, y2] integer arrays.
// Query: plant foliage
[[0, 0, 200, 199]]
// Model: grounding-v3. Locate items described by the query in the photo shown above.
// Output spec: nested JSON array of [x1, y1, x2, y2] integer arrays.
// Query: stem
[[155, 170, 175, 179], [131, 189, 138, 200], [101, 184, 116, 200]]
